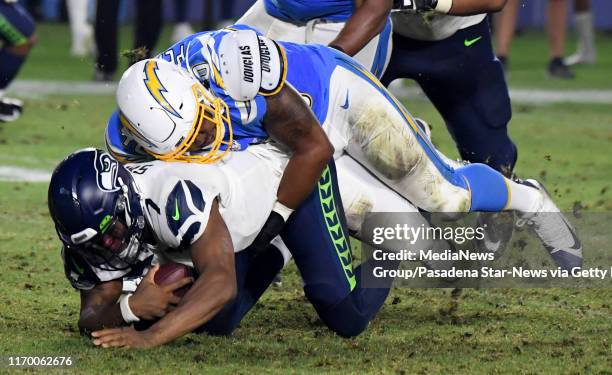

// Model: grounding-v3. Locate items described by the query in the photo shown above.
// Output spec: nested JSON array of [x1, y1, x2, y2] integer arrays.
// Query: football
[[154, 262, 195, 298]]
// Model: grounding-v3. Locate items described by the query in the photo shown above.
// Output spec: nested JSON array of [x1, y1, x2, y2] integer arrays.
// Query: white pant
[[323, 65, 472, 213], [237, 0, 392, 78]]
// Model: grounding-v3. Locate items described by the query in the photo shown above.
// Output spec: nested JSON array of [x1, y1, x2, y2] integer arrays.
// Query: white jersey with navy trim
[[126, 148, 282, 267]]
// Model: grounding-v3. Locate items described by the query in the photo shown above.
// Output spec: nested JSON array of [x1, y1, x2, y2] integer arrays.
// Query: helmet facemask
[[148, 84, 234, 164], [59, 176, 146, 271]]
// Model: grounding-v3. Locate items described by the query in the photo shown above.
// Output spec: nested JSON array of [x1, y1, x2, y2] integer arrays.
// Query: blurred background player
[[93, 0, 162, 81], [495, 0, 574, 79], [171, 0, 194, 43], [564, 0, 596, 66], [382, 0, 515, 175], [66, 0, 93, 57], [0, 0, 35, 122], [237, 0, 393, 78]]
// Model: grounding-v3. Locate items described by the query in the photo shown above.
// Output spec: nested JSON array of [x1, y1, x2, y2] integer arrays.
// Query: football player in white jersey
[[384, 0, 513, 174], [108, 26, 582, 273], [49, 146, 427, 347]]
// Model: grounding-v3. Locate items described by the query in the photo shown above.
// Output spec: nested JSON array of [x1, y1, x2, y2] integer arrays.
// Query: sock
[[574, 12, 595, 58], [0, 49, 26, 90], [67, 0, 89, 37], [456, 164, 509, 212], [504, 179, 541, 212]]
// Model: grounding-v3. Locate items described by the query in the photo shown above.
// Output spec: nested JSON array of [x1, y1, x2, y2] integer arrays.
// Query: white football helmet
[[116, 58, 233, 163]]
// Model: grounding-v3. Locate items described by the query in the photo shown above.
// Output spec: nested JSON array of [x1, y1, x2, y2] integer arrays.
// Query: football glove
[[250, 201, 294, 255]]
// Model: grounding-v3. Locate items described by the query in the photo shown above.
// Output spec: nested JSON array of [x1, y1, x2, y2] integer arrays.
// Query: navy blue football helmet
[[48, 148, 146, 270]]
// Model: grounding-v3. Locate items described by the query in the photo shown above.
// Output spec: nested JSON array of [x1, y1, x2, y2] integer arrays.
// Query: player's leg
[[335, 155, 418, 236], [493, 0, 519, 70], [0, 2, 35, 122], [406, 19, 517, 174], [236, 0, 308, 43], [327, 60, 581, 269], [134, 0, 162, 58], [310, 17, 393, 79], [198, 243, 289, 335], [93, 0, 119, 80], [171, 0, 193, 43], [546, 0, 574, 79], [66, 0, 93, 56], [564, 0, 596, 66], [281, 161, 399, 337]]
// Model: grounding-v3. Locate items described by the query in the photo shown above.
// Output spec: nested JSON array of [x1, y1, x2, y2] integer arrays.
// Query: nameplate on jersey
[[217, 30, 286, 101]]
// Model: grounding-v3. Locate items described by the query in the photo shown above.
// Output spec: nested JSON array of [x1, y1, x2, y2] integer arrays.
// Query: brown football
[[153, 262, 195, 298]]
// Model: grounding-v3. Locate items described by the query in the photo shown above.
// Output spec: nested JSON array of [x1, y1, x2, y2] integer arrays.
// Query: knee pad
[[316, 294, 369, 338]]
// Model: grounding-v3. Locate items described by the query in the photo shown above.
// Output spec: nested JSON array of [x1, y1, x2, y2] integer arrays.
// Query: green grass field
[[0, 23, 611, 374]]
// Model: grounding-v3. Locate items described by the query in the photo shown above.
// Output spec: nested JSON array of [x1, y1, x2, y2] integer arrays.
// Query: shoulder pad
[[161, 179, 211, 248], [217, 29, 287, 101]]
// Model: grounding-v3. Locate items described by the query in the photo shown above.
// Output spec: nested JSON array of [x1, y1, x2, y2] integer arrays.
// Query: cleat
[[0, 97, 23, 122], [93, 68, 114, 82], [517, 179, 582, 270], [273, 274, 283, 288], [547, 58, 575, 80], [564, 52, 596, 66]]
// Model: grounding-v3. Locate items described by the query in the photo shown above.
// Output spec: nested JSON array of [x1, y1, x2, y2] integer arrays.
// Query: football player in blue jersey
[[237, 0, 393, 78], [0, 0, 36, 122], [108, 26, 582, 273]]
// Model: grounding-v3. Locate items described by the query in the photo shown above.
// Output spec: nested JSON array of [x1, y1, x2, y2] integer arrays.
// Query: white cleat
[[564, 51, 596, 66], [517, 179, 582, 271]]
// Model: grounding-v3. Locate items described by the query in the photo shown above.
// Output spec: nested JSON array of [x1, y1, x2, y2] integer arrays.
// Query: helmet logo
[[99, 214, 113, 233], [143, 60, 183, 119], [94, 151, 120, 192], [191, 62, 210, 82]]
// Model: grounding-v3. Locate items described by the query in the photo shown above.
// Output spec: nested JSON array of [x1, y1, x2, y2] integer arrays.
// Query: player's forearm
[[447, 0, 507, 15], [329, 0, 392, 56], [78, 304, 124, 334], [277, 145, 332, 209], [144, 271, 236, 346]]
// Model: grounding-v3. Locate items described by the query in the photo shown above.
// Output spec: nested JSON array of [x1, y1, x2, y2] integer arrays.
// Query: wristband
[[435, 0, 452, 13], [119, 293, 140, 323], [272, 200, 294, 222]]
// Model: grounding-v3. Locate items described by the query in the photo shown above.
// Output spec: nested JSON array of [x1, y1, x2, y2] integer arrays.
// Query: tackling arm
[[328, 0, 393, 56], [78, 281, 124, 334], [263, 83, 334, 209]]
